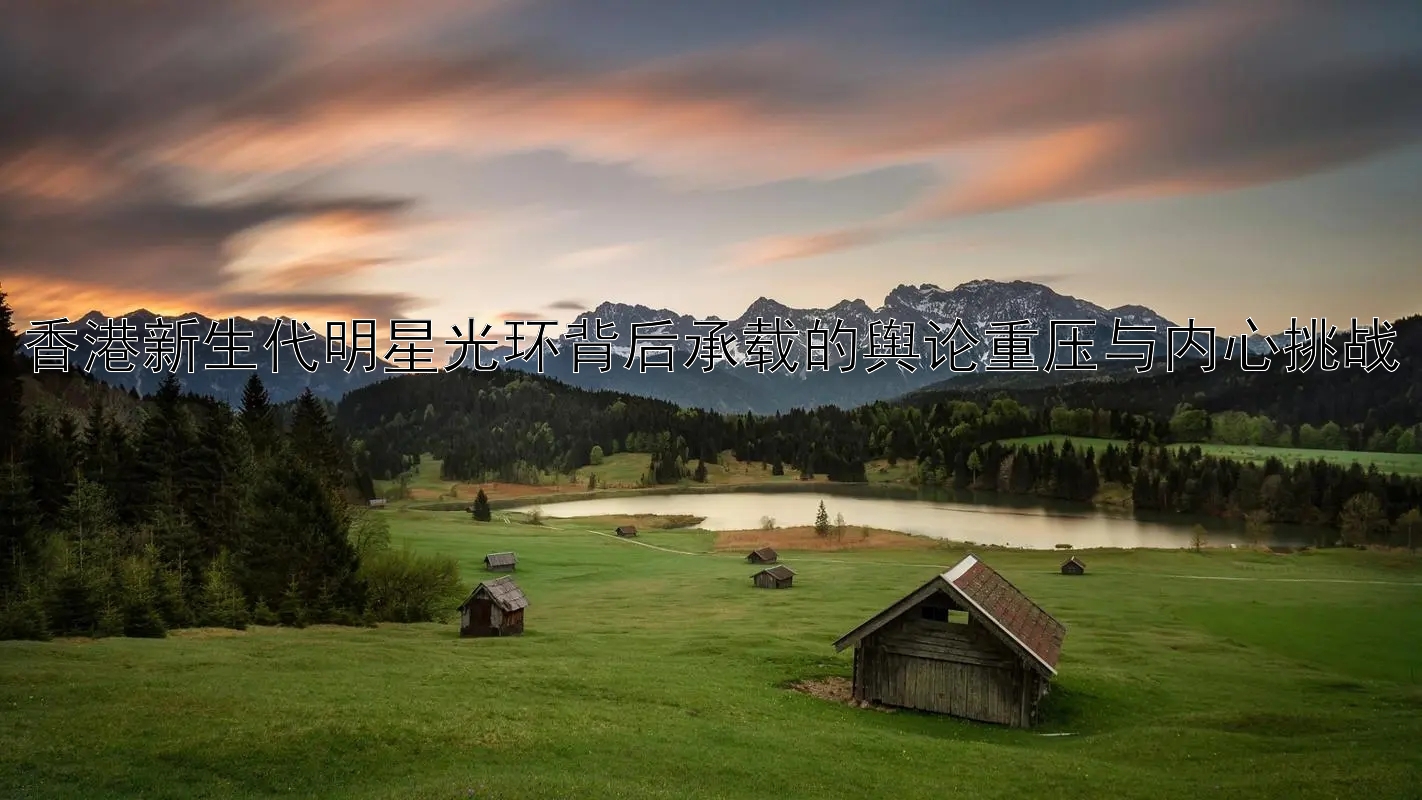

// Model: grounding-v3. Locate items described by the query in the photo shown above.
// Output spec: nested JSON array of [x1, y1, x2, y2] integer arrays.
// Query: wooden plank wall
[[854, 614, 1034, 726]]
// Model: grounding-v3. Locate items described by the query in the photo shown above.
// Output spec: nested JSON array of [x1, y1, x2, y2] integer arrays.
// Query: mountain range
[[32, 280, 1268, 411]]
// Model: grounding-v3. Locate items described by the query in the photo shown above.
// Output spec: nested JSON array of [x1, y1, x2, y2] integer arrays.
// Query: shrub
[[361, 546, 466, 624]]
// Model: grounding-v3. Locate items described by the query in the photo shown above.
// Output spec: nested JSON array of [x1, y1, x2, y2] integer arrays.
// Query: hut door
[[472, 597, 493, 634]]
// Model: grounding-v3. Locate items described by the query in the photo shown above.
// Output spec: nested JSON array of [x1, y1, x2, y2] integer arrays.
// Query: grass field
[[3, 511, 1420, 799], [1001, 435, 1422, 477]]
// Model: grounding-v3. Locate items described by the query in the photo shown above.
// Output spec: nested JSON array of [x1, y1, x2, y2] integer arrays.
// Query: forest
[[4, 291, 1421, 641]]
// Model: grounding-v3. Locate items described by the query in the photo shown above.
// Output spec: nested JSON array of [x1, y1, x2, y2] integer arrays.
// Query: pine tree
[[289, 388, 347, 491], [0, 463, 40, 592], [238, 452, 365, 617], [239, 373, 278, 459], [0, 287, 23, 465], [471, 489, 492, 522], [693, 459, 708, 483], [814, 501, 830, 536]]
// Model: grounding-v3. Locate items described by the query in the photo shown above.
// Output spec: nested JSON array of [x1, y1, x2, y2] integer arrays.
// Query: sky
[[2, 0, 1421, 337]]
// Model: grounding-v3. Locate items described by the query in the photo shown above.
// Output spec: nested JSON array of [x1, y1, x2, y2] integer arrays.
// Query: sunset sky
[[3, 0, 1421, 336]]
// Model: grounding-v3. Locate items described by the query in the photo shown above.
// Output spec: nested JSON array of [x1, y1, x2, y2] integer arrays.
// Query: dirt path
[[569, 526, 1422, 586]]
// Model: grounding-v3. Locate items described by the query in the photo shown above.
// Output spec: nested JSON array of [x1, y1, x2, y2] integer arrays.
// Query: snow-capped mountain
[[38, 280, 1266, 410], [487, 279, 1252, 412]]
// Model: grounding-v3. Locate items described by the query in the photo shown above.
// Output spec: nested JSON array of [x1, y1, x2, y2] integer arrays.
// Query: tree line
[[334, 364, 1422, 541], [1, 288, 466, 641]]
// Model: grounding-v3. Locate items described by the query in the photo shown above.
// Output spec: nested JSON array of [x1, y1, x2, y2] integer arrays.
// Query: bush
[[361, 546, 466, 624], [123, 601, 168, 638], [253, 599, 280, 626], [0, 593, 52, 641]]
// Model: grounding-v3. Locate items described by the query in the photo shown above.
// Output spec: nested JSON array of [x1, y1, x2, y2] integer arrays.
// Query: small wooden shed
[[484, 552, 517, 572], [615, 525, 638, 537], [1060, 556, 1085, 575], [458, 576, 528, 637], [753, 565, 795, 589], [833, 554, 1066, 728], [746, 547, 779, 564]]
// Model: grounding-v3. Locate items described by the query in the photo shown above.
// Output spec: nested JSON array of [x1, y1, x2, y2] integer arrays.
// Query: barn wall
[[853, 615, 1034, 726], [504, 608, 525, 635]]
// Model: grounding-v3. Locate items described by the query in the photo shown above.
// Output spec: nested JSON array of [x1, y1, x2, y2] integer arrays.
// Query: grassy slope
[[3, 512, 1419, 799], [1002, 435, 1422, 477]]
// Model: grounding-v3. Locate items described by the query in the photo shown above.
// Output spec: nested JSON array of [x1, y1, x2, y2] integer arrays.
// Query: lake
[[508, 489, 1323, 550]]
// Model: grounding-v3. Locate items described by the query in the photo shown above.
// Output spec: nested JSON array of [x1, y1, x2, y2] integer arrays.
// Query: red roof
[[947, 557, 1065, 672]]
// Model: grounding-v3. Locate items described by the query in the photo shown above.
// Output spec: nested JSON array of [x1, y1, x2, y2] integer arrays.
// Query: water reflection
[[508, 490, 1322, 550]]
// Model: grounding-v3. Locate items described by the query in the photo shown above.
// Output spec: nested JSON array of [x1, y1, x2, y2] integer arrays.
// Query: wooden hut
[[752, 565, 795, 589], [615, 525, 638, 537], [484, 552, 517, 572], [458, 576, 528, 637], [746, 547, 779, 564], [1060, 556, 1085, 575], [833, 554, 1066, 728]]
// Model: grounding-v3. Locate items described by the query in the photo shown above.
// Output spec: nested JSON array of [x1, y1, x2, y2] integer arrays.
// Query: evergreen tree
[[238, 452, 366, 616], [239, 373, 278, 459], [197, 549, 249, 630], [289, 388, 347, 491], [814, 501, 830, 536], [0, 463, 40, 592], [693, 459, 708, 483], [134, 374, 193, 524], [0, 287, 22, 465], [471, 489, 492, 522]]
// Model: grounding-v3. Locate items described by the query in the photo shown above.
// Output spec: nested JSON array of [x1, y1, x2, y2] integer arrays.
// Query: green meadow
[[1001, 435, 1422, 477], [3, 510, 1420, 799]]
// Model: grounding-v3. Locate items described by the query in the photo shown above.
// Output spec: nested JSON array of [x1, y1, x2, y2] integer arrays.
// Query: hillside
[[907, 315, 1422, 430]]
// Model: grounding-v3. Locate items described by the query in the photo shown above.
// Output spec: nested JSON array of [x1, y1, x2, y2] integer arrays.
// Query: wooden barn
[[833, 554, 1066, 728], [1060, 556, 1085, 575], [752, 565, 795, 589], [746, 547, 779, 564], [458, 576, 527, 637], [615, 525, 637, 537], [484, 552, 517, 572]]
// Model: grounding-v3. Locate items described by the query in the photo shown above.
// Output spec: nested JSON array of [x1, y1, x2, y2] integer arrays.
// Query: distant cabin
[[746, 547, 779, 564], [458, 576, 527, 638], [484, 552, 517, 572], [368, 498, 387, 508], [1060, 557, 1085, 575], [753, 565, 795, 589], [615, 525, 638, 537], [833, 554, 1066, 728]]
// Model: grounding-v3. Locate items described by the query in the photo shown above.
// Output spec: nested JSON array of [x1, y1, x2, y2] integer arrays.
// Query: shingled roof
[[758, 565, 795, 581], [459, 576, 528, 613], [484, 552, 517, 568], [748, 547, 778, 561], [833, 555, 1066, 676]]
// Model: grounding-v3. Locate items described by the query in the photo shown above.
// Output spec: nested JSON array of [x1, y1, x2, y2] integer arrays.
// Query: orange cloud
[[907, 122, 1130, 218], [736, 227, 886, 266], [1, 274, 413, 329]]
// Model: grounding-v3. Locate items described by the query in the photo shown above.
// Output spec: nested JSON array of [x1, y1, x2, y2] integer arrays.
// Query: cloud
[[547, 299, 588, 311], [735, 227, 887, 265], [3, 0, 1420, 302], [1, 274, 415, 326], [551, 243, 649, 270]]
